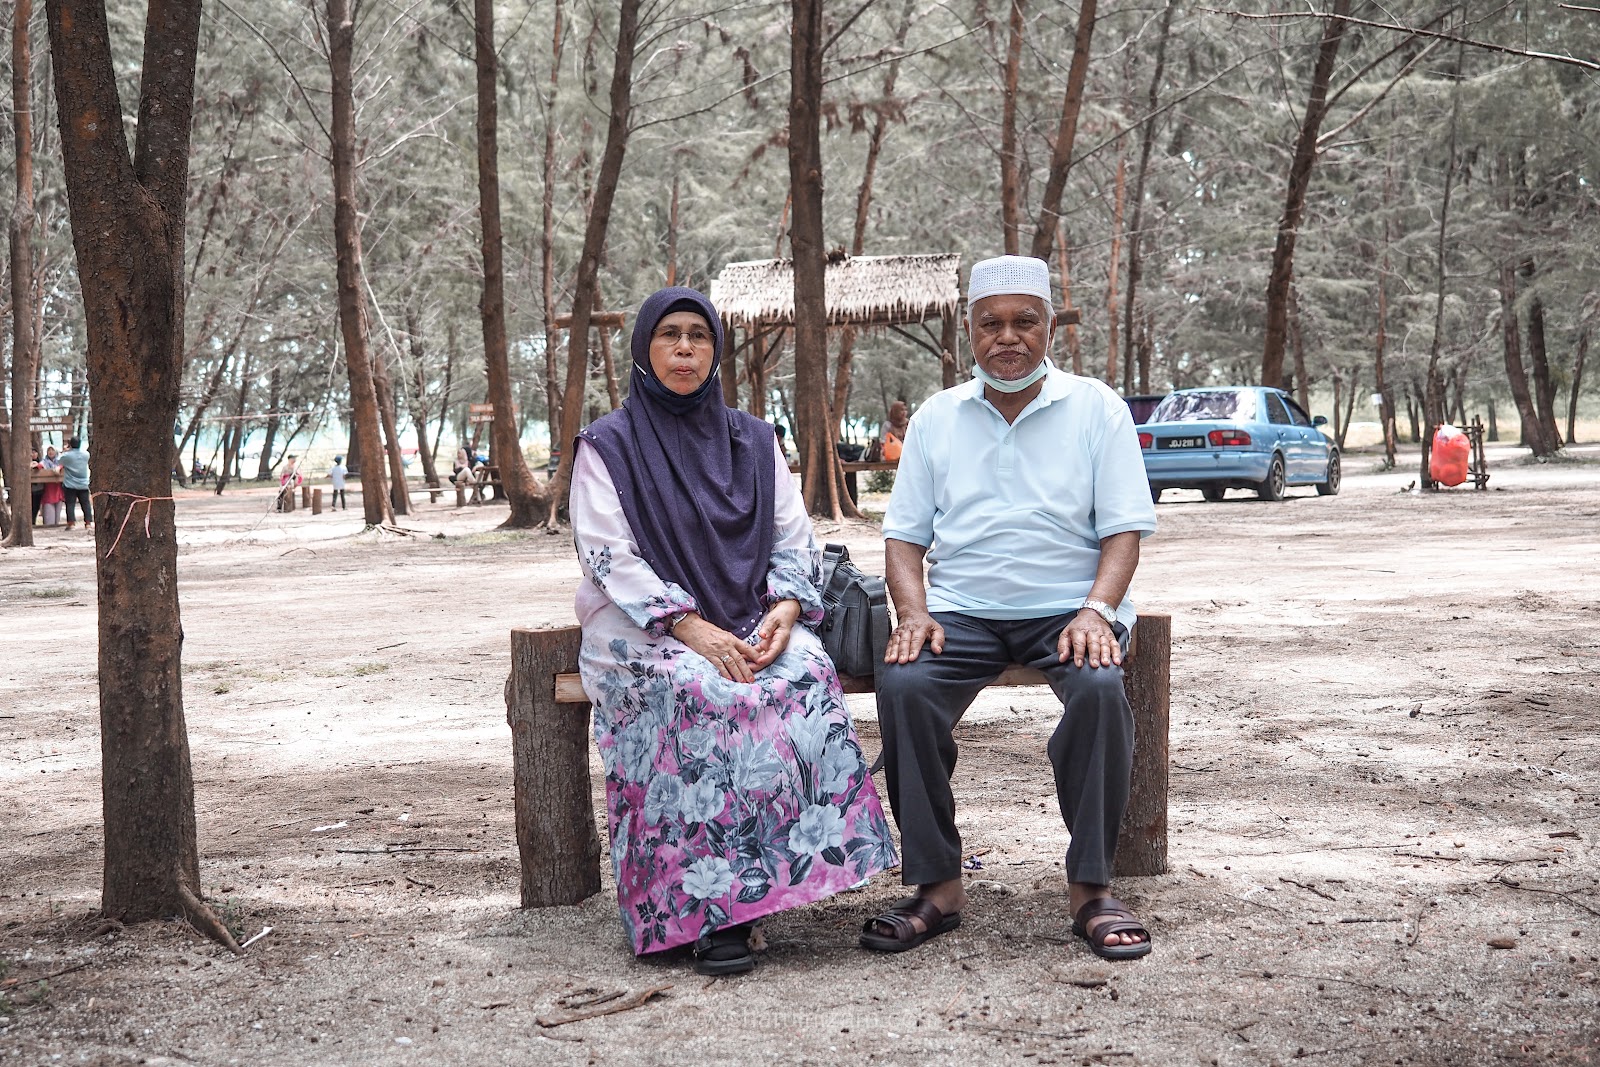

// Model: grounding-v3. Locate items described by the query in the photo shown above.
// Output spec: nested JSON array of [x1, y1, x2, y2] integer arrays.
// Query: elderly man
[[860, 255, 1157, 961]]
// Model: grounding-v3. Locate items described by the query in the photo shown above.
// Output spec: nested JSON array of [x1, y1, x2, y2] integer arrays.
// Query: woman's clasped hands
[[673, 598, 802, 684]]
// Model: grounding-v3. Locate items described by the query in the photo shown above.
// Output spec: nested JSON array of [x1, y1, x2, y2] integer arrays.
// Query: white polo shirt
[[882, 367, 1157, 629]]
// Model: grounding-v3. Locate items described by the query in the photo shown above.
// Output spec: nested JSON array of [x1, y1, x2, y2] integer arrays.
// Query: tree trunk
[[1029, 0, 1097, 260], [254, 366, 281, 481], [6, 0, 37, 547], [1374, 235, 1397, 468], [666, 170, 680, 286], [1057, 220, 1082, 375], [67, 365, 86, 445], [326, 0, 392, 527], [832, 0, 915, 436], [1289, 284, 1310, 411], [1336, 367, 1358, 451], [403, 309, 441, 489], [436, 320, 457, 452], [215, 354, 251, 496], [1497, 263, 1548, 456], [370, 345, 409, 516], [1522, 281, 1562, 450], [594, 288, 621, 411], [545, 0, 640, 523], [1120, 0, 1176, 398], [1260, 0, 1352, 390], [1569, 326, 1588, 445], [1105, 150, 1126, 389], [476, 0, 549, 527], [539, 0, 566, 452], [999, 0, 1025, 254], [45, 0, 236, 951], [790, 0, 857, 520]]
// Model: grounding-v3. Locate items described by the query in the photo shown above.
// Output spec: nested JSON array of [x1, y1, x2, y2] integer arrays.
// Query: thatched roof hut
[[709, 253, 961, 330]]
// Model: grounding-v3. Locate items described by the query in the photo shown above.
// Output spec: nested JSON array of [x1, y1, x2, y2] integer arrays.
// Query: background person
[[881, 399, 909, 462], [28, 446, 45, 526], [328, 455, 348, 510], [38, 446, 65, 527], [570, 286, 896, 977], [56, 438, 90, 530]]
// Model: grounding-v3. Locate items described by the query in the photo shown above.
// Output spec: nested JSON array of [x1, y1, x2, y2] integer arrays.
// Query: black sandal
[[859, 896, 962, 953], [693, 923, 755, 976], [1071, 897, 1152, 961]]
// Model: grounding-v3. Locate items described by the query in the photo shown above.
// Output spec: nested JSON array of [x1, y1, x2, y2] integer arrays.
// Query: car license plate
[[1158, 436, 1205, 450]]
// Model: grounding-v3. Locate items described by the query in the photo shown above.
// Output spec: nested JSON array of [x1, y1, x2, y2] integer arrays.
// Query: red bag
[[1430, 424, 1469, 487]]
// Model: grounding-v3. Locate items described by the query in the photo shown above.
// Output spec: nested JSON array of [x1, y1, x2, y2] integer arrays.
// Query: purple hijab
[[578, 287, 777, 638]]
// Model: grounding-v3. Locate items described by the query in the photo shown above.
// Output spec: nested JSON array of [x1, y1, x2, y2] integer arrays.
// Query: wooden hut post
[[1115, 612, 1170, 876], [721, 320, 740, 409], [940, 311, 959, 390], [506, 627, 602, 906]]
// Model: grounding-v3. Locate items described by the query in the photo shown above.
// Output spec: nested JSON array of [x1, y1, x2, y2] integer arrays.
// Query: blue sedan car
[[1138, 387, 1340, 502]]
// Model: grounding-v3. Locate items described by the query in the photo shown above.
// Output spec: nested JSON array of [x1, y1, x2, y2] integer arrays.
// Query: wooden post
[[455, 482, 466, 508], [506, 627, 602, 907], [280, 487, 295, 512], [1115, 612, 1170, 877], [311, 488, 323, 515], [301, 485, 311, 509]]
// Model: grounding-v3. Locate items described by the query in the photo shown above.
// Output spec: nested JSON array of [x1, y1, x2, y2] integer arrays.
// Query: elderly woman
[[571, 287, 897, 976]]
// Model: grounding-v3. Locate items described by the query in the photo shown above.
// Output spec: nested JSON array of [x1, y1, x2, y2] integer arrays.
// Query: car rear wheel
[[1257, 454, 1286, 501], [1201, 484, 1227, 502], [1316, 449, 1341, 496]]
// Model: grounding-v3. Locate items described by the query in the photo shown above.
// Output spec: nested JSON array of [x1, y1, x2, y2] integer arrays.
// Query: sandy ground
[[2, 445, 1598, 1067]]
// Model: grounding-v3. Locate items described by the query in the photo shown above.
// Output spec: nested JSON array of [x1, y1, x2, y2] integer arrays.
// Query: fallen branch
[[1489, 875, 1600, 917], [0, 961, 91, 990], [536, 984, 671, 1028], [333, 846, 480, 855], [404, 876, 438, 891], [1279, 877, 1335, 901]]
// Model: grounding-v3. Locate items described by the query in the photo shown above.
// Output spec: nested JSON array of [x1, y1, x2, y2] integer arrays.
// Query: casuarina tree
[[45, 0, 237, 950]]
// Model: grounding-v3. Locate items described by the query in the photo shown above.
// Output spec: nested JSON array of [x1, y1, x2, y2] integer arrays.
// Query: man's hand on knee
[[886, 610, 944, 663], [1058, 613, 1121, 669]]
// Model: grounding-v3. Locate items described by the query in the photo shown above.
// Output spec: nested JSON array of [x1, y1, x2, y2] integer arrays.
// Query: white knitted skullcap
[[967, 255, 1053, 310]]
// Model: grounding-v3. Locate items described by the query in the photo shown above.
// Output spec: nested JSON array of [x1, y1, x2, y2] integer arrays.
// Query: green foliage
[[7, 1, 1599, 453]]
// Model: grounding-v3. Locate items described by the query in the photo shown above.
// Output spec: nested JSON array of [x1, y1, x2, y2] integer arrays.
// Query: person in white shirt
[[328, 455, 348, 510], [860, 255, 1157, 962]]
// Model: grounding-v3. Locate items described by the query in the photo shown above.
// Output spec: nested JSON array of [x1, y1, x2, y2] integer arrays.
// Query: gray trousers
[[876, 611, 1134, 887]]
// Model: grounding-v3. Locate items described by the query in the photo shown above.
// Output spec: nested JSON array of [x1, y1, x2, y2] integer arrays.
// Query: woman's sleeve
[[763, 446, 825, 626], [571, 443, 698, 637]]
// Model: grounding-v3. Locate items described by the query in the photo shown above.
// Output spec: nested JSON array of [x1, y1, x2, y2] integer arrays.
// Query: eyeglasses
[[652, 326, 714, 349]]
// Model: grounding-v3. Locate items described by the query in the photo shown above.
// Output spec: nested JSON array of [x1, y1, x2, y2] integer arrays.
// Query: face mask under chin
[[973, 356, 1052, 394]]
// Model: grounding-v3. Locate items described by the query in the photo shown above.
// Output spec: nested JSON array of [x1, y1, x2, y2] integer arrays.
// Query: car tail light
[[1138, 432, 1153, 449], [1208, 429, 1251, 446]]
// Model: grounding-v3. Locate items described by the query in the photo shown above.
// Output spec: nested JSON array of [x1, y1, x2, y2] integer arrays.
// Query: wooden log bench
[[505, 613, 1171, 908]]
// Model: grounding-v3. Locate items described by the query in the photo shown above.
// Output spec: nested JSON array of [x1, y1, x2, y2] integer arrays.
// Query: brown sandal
[[860, 895, 962, 953], [1071, 896, 1152, 961]]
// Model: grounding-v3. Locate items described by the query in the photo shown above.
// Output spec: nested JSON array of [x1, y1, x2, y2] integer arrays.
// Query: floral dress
[[572, 443, 897, 955]]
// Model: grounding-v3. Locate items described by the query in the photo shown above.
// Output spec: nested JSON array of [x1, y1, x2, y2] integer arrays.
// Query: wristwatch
[[1080, 598, 1117, 625]]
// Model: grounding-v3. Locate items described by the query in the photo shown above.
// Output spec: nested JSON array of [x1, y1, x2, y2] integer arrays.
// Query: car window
[[1149, 390, 1254, 422], [1284, 397, 1313, 427], [1264, 392, 1291, 425]]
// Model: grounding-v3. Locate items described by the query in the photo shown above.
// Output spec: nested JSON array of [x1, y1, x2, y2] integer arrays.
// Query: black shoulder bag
[[817, 543, 890, 684]]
